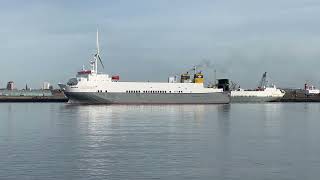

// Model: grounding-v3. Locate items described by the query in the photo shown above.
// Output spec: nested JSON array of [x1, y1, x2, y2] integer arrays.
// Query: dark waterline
[[0, 103, 320, 179]]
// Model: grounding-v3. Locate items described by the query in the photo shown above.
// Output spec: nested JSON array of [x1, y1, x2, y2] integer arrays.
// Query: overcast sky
[[1, 0, 320, 89]]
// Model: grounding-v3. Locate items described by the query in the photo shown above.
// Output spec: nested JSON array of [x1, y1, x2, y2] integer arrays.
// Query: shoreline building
[[6, 81, 14, 90]]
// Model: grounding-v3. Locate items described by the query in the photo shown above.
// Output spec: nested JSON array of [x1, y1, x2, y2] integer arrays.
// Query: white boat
[[58, 29, 230, 104], [231, 72, 285, 102], [304, 83, 320, 95]]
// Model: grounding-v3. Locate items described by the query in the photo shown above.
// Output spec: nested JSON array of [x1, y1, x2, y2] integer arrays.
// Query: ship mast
[[91, 28, 104, 74]]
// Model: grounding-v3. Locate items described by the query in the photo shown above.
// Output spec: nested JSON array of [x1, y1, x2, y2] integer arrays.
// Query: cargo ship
[[58, 30, 230, 104], [231, 72, 285, 102]]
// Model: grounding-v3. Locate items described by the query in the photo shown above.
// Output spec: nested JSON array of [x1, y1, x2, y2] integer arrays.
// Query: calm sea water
[[0, 103, 320, 180]]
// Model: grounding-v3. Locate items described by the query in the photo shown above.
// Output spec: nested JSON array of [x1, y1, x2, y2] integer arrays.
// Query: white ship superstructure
[[231, 72, 285, 102], [59, 29, 230, 104], [304, 83, 320, 95]]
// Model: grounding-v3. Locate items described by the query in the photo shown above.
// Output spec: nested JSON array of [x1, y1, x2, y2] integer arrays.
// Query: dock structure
[[0, 89, 68, 102]]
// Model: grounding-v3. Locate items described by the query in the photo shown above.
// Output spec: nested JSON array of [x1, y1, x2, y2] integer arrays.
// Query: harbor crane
[[258, 72, 268, 90]]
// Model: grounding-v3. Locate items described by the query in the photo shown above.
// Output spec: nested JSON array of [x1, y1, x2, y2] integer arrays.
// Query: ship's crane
[[185, 59, 214, 75], [258, 72, 268, 89], [172, 60, 216, 84], [183, 66, 198, 75], [229, 80, 239, 91]]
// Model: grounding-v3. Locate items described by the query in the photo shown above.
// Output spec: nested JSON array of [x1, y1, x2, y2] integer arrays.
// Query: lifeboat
[[78, 70, 92, 75], [112, 75, 120, 81]]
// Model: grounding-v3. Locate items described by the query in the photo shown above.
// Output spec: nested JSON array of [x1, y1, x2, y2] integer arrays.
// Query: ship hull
[[64, 92, 230, 104], [231, 96, 282, 103]]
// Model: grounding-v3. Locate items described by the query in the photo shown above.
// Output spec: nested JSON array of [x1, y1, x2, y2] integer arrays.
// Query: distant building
[[25, 84, 30, 91], [42, 82, 51, 90], [6, 81, 14, 90]]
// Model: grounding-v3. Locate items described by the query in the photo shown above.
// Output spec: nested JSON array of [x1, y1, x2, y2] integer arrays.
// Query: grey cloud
[[0, 0, 320, 89]]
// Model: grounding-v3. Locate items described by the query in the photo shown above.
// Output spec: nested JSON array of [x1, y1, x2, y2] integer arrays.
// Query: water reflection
[[62, 104, 231, 122], [60, 104, 231, 136], [262, 103, 283, 140], [2, 103, 320, 179], [56, 104, 233, 178], [217, 104, 231, 135]]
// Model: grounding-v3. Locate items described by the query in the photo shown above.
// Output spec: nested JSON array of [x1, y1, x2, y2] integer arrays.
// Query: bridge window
[[67, 78, 78, 86]]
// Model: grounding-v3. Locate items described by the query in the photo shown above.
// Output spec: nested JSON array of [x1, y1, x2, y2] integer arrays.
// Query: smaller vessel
[[231, 72, 285, 102], [304, 83, 320, 96], [279, 83, 320, 102], [304, 83, 320, 95]]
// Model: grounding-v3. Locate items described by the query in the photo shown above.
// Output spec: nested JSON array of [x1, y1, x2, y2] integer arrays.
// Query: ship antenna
[[95, 28, 104, 70]]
